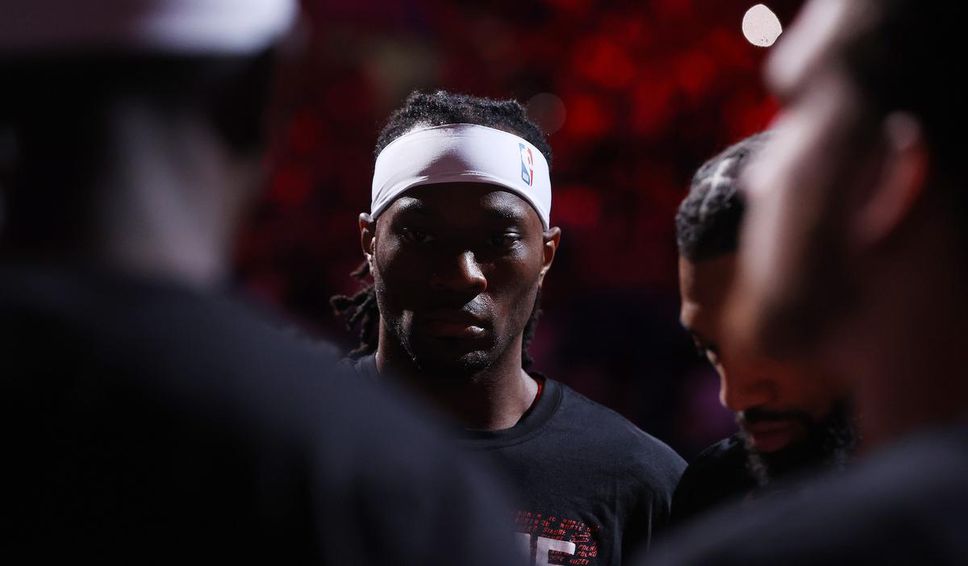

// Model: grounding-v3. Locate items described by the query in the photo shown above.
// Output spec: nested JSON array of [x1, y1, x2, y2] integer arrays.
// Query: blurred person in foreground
[[0, 2, 523, 563], [332, 90, 685, 565], [671, 132, 855, 525], [645, 0, 968, 563]]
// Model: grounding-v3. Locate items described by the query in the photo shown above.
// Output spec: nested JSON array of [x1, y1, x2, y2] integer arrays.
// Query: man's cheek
[[376, 256, 423, 302], [377, 246, 412, 275]]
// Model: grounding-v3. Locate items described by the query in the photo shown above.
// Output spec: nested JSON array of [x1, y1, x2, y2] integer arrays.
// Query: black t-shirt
[[646, 424, 968, 565], [0, 263, 524, 565], [352, 355, 686, 565], [669, 434, 757, 526]]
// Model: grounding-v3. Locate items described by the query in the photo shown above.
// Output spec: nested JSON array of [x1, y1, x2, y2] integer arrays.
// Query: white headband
[[0, 0, 297, 54], [371, 123, 552, 228]]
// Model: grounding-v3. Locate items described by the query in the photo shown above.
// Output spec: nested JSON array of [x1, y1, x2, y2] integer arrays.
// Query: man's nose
[[718, 364, 775, 413], [429, 250, 487, 296]]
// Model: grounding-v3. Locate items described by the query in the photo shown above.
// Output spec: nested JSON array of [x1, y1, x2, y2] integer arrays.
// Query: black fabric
[[0, 263, 524, 565], [644, 424, 968, 565], [352, 354, 686, 565], [669, 434, 757, 526]]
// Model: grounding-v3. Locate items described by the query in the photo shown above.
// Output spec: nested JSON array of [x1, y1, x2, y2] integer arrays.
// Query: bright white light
[[743, 4, 783, 47]]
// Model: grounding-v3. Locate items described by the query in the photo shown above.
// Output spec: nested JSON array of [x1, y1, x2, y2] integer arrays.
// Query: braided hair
[[331, 90, 552, 368], [675, 131, 771, 261]]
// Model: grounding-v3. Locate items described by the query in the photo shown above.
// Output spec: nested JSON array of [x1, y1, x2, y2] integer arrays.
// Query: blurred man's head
[[733, 0, 968, 443], [677, 133, 853, 484], [0, 0, 296, 283], [346, 91, 560, 380], [734, 0, 966, 357]]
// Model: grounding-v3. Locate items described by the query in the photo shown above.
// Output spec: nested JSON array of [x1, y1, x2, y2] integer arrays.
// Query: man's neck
[[374, 336, 539, 431]]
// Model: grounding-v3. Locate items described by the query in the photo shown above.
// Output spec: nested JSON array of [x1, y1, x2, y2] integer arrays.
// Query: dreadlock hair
[[675, 131, 771, 262], [330, 90, 553, 368]]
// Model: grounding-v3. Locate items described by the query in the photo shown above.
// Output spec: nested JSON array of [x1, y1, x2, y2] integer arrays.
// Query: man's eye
[[402, 228, 433, 243], [489, 233, 521, 248]]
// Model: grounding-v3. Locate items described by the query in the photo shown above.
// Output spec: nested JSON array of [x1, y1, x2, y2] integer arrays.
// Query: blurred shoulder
[[648, 425, 968, 566]]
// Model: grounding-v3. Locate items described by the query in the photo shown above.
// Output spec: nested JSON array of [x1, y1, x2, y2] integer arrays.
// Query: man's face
[[679, 254, 850, 457], [728, 0, 877, 360], [363, 183, 559, 378]]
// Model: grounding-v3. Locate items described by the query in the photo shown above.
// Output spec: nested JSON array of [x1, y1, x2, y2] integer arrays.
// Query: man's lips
[[742, 419, 803, 453], [422, 320, 487, 338], [418, 310, 489, 339]]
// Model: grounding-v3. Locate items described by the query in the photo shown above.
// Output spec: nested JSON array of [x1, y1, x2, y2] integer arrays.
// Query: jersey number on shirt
[[517, 533, 577, 566]]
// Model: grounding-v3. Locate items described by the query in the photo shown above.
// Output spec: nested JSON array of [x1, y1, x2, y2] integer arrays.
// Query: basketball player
[[334, 90, 686, 565]]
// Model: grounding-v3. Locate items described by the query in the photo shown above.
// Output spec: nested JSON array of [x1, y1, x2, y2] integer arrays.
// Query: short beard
[[741, 399, 857, 488], [374, 289, 497, 381], [404, 340, 492, 380], [388, 322, 494, 381]]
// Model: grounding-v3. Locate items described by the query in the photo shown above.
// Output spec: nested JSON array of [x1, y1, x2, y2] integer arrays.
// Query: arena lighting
[[743, 4, 783, 47]]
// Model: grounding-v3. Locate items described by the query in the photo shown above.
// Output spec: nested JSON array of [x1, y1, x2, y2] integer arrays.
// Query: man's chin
[[408, 349, 493, 380], [741, 404, 856, 487], [742, 433, 811, 488], [740, 415, 811, 454]]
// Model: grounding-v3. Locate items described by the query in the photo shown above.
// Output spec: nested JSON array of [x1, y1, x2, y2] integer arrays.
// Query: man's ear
[[359, 213, 376, 268], [852, 112, 930, 251], [539, 226, 562, 285]]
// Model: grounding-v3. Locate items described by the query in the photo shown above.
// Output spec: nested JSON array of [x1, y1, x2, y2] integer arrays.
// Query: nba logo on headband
[[519, 143, 534, 186]]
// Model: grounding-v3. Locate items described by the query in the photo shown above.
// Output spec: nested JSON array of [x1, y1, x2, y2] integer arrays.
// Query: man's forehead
[[387, 183, 541, 224], [766, 0, 859, 98]]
